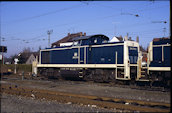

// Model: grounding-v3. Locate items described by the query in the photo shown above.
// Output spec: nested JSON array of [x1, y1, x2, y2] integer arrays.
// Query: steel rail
[[1, 84, 170, 112]]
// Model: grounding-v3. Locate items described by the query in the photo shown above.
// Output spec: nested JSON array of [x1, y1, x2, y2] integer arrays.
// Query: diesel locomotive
[[37, 34, 146, 82], [147, 38, 171, 87]]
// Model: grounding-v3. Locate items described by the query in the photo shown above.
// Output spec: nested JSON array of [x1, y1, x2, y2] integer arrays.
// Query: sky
[[0, 1, 170, 58]]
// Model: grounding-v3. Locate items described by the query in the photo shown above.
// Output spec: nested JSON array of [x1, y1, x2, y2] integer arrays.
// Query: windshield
[[128, 46, 138, 64]]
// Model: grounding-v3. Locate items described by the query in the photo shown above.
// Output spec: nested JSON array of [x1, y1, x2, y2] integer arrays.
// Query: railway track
[[1, 84, 170, 112], [32, 75, 170, 92], [2, 75, 170, 92]]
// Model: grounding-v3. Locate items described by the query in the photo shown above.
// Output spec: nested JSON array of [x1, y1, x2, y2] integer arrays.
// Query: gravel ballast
[[1, 93, 119, 112]]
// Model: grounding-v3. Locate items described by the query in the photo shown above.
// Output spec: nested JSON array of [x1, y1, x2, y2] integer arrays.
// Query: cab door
[[128, 46, 138, 80], [80, 47, 84, 64]]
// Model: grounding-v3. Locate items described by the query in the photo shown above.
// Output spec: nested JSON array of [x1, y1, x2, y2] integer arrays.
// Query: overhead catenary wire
[[1, 2, 139, 37], [93, 2, 168, 15], [2, 34, 47, 43], [2, 3, 83, 24], [1, 2, 169, 43], [3, 20, 168, 44], [2, 2, 168, 37], [2, 20, 168, 45], [2, 12, 122, 37]]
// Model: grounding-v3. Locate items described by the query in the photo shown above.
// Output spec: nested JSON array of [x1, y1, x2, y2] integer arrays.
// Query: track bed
[[1, 74, 170, 112]]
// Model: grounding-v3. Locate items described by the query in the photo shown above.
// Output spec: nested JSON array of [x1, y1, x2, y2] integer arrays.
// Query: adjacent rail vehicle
[[147, 38, 171, 87], [36, 34, 171, 86]]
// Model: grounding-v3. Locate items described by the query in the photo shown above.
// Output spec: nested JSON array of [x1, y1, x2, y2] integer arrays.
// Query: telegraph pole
[[127, 33, 129, 37], [47, 30, 53, 48], [163, 27, 166, 37], [151, 21, 167, 37], [112, 22, 116, 36], [170, 0, 171, 37]]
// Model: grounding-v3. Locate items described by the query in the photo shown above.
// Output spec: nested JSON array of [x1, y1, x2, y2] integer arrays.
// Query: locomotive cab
[[118, 40, 141, 81], [72, 34, 109, 46]]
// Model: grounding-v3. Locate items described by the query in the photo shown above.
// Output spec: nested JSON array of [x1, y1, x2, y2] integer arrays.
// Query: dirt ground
[[1, 74, 170, 104]]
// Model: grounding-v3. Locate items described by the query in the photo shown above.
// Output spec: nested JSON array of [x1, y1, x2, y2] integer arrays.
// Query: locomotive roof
[[72, 34, 109, 41], [153, 38, 170, 45]]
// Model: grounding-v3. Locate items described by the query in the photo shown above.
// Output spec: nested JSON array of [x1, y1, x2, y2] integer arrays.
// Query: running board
[[136, 79, 150, 81]]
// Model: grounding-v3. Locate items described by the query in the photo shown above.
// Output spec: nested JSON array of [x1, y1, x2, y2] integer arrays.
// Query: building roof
[[109, 36, 119, 42], [51, 32, 86, 47], [26, 54, 36, 64]]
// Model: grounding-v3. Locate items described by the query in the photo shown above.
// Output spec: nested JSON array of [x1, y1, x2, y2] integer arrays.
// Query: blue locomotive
[[37, 34, 145, 82], [147, 38, 171, 87]]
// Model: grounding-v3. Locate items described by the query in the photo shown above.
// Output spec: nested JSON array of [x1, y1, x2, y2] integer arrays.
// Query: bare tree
[[22, 47, 32, 53]]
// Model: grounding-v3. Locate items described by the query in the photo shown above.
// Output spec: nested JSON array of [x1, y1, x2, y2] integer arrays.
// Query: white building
[[109, 36, 120, 42]]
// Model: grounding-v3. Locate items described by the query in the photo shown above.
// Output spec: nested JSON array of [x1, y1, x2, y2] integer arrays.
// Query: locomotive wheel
[[83, 69, 93, 81], [130, 80, 136, 86]]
